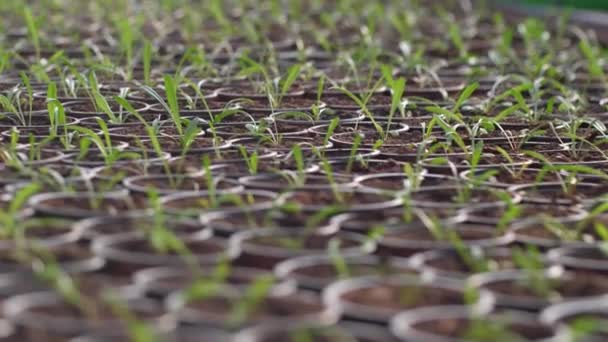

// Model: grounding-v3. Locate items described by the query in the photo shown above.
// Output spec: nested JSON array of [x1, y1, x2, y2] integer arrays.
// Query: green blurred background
[[509, 0, 608, 11]]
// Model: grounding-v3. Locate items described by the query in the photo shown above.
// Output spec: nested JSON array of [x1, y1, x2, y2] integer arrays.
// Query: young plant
[[23, 6, 40, 60], [328, 238, 350, 278]]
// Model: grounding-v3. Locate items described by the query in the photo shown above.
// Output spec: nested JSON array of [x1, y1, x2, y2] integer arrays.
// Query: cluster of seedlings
[[0, 0, 608, 341]]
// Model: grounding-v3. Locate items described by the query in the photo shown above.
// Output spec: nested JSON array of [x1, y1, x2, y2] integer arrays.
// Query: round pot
[[64, 99, 150, 117], [280, 188, 403, 213], [75, 213, 209, 241], [124, 174, 242, 195], [275, 254, 413, 291], [234, 321, 399, 342], [460, 167, 606, 188], [238, 172, 355, 191], [419, 154, 532, 175], [28, 192, 147, 219], [3, 149, 68, 167], [377, 223, 514, 257], [547, 245, 608, 274], [354, 172, 454, 194], [229, 136, 333, 153], [510, 182, 608, 207], [540, 297, 608, 341], [62, 150, 172, 168], [330, 209, 465, 235], [269, 109, 365, 125], [230, 229, 375, 270], [323, 274, 494, 324], [0, 114, 79, 128], [160, 189, 281, 217], [469, 267, 608, 311], [306, 147, 380, 162], [327, 158, 408, 176], [209, 120, 310, 139], [461, 203, 588, 226], [134, 265, 295, 299], [409, 247, 535, 280], [200, 207, 287, 237], [168, 288, 338, 330], [0, 217, 83, 251], [409, 185, 521, 210], [137, 136, 232, 156], [92, 231, 237, 273], [307, 121, 409, 136], [391, 306, 567, 342], [3, 291, 173, 341], [511, 216, 601, 250]]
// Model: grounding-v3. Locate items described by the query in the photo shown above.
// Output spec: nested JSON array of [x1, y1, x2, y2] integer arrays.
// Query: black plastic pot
[[28, 191, 147, 219], [547, 245, 608, 274], [3, 291, 174, 341], [230, 229, 375, 269], [124, 174, 242, 195], [409, 185, 521, 210], [540, 297, 608, 341], [238, 172, 355, 191], [354, 172, 455, 194], [510, 182, 608, 207], [307, 120, 409, 136], [133, 265, 295, 300], [92, 230, 237, 273], [511, 216, 597, 250], [330, 209, 465, 235], [274, 254, 413, 291], [469, 267, 608, 311], [377, 223, 514, 257], [409, 247, 533, 280], [167, 288, 339, 330], [0, 217, 83, 251], [323, 274, 494, 324], [75, 213, 209, 241], [280, 188, 403, 213], [391, 306, 566, 342], [159, 189, 281, 217], [460, 203, 588, 226], [234, 321, 399, 342]]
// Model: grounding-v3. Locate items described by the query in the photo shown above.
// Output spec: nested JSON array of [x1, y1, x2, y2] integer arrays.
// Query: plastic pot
[[354, 172, 455, 194], [167, 288, 339, 330], [238, 172, 355, 191], [134, 265, 295, 300], [28, 191, 148, 219], [330, 207, 464, 233], [124, 174, 243, 195], [160, 189, 281, 217], [547, 245, 608, 274], [540, 297, 608, 341], [92, 230, 237, 273], [323, 274, 494, 324], [409, 247, 535, 280], [274, 254, 413, 291], [460, 203, 588, 226], [307, 120, 409, 136], [75, 213, 209, 241], [377, 223, 514, 257], [511, 216, 600, 250], [3, 291, 174, 341], [234, 322, 364, 342], [280, 188, 403, 213], [409, 185, 521, 210], [230, 229, 375, 269], [469, 267, 608, 311], [510, 182, 608, 207], [391, 306, 567, 342]]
